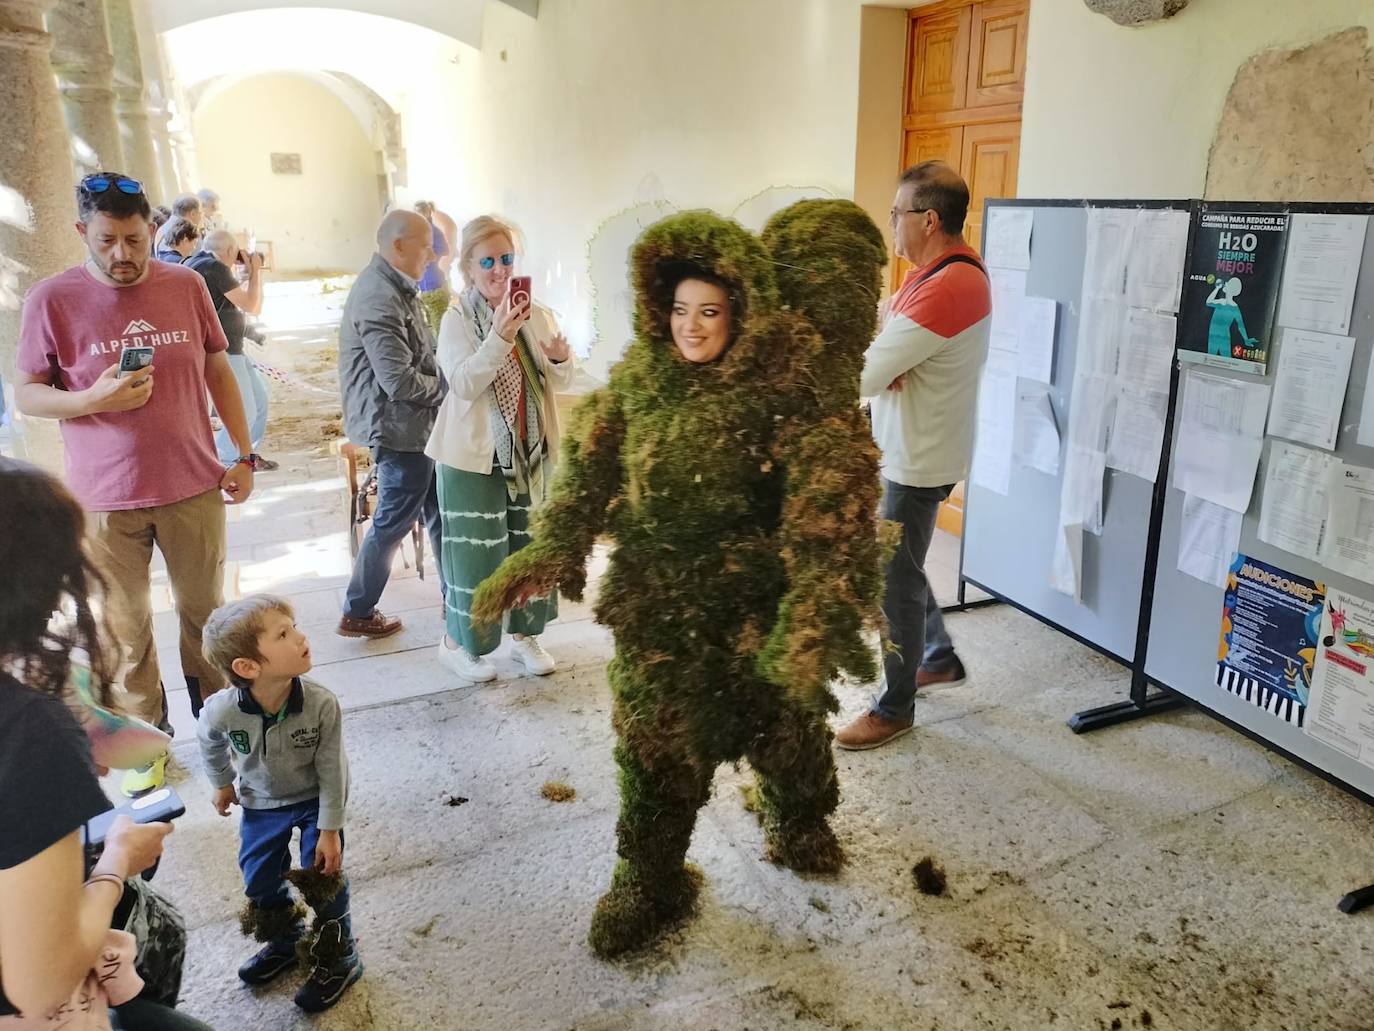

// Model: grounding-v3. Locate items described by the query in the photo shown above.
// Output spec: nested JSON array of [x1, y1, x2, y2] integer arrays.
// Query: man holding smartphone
[[187, 229, 276, 469], [14, 172, 256, 795]]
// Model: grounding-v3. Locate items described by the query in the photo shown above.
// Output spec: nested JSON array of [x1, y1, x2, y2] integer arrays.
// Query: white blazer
[[424, 293, 578, 475]]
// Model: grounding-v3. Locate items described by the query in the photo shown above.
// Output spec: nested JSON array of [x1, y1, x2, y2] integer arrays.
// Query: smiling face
[[669, 278, 732, 363], [468, 231, 516, 306]]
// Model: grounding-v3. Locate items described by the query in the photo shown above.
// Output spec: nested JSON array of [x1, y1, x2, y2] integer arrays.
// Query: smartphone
[[84, 787, 186, 853], [117, 346, 153, 379], [508, 276, 532, 310]]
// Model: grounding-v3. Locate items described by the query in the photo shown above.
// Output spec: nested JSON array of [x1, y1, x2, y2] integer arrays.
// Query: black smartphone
[[117, 346, 153, 379], [85, 786, 186, 853]]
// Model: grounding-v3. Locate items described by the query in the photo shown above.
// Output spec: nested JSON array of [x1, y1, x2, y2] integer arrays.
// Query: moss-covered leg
[[745, 701, 844, 875], [588, 733, 713, 959]]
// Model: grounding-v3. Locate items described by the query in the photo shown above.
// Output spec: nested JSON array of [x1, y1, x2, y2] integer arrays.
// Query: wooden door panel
[[907, 7, 971, 117], [967, 1, 1029, 107], [960, 121, 1020, 256]]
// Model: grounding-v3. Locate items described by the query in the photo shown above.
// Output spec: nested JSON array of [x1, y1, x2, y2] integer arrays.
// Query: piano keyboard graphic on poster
[[1216, 554, 1325, 728]]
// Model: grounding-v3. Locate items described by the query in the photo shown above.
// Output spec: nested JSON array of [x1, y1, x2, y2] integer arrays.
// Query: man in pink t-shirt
[[15, 172, 256, 796]]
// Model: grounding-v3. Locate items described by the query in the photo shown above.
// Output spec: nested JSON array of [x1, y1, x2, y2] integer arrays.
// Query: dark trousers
[[239, 798, 350, 938], [343, 447, 444, 619], [871, 478, 958, 721]]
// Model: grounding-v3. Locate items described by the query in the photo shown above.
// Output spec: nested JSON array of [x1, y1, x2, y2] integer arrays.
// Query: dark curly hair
[[0, 460, 118, 707], [650, 261, 744, 344]]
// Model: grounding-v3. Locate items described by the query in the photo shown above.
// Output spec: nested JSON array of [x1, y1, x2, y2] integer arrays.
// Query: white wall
[[1020, 0, 1374, 199], [193, 72, 384, 273]]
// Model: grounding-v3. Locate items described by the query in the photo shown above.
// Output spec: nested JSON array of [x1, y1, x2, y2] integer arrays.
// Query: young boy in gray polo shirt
[[198, 595, 362, 1013]]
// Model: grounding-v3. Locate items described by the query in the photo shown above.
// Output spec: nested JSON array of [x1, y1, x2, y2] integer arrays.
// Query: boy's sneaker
[[436, 637, 497, 682], [294, 921, 363, 1013], [120, 751, 168, 797], [510, 636, 556, 676], [238, 940, 299, 985]]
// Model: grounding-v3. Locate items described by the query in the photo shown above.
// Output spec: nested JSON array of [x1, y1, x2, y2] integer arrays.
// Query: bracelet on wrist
[[84, 872, 125, 892]]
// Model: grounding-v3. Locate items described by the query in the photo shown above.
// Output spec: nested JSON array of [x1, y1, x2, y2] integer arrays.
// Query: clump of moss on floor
[[739, 783, 764, 822], [541, 781, 576, 802], [912, 857, 948, 896]]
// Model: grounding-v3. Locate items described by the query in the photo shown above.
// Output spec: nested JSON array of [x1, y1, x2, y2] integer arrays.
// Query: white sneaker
[[510, 636, 556, 676], [436, 638, 496, 682]]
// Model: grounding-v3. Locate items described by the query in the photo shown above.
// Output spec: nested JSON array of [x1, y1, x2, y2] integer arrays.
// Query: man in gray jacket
[[337, 210, 447, 638]]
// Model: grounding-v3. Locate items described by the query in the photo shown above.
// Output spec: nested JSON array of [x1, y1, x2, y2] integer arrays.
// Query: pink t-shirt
[[16, 262, 230, 511]]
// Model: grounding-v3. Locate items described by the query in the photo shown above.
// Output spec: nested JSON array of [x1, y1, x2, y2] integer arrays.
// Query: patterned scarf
[[466, 287, 546, 502]]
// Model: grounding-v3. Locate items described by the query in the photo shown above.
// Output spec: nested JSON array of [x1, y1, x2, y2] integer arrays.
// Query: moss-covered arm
[[471, 386, 626, 622], [756, 411, 893, 709]]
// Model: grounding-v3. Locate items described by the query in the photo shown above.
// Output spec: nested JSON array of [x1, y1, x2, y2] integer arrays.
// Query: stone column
[[48, 0, 124, 174], [104, 0, 163, 198], [136, 8, 181, 196], [0, 0, 81, 469]]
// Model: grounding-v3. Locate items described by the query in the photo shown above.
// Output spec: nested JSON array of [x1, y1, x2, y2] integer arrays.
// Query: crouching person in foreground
[[197, 595, 362, 1012]]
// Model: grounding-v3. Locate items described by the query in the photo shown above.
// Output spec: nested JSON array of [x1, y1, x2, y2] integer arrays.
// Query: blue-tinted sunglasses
[[79, 174, 144, 196], [478, 253, 515, 270]]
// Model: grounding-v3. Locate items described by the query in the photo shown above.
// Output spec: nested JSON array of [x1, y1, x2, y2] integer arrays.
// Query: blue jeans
[[342, 447, 444, 619], [214, 354, 269, 462], [239, 798, 349, 935], [872, 478, 957, 722]]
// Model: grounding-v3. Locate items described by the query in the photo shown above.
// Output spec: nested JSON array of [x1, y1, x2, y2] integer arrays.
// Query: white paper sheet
[[1322, 462, 1374, 584], [1171, 370, 1271, 513], [1049, 521, 1084, 601], [1306, 588, 1374, 771], [1276, 213, 1368, 336], [1177, 493, 1243, 588], [970, 348, 1017, 495], [1106, 386, 1168, 482], [1014, 385, 1060, 475], [989, 268, 1026, 354], [984, 207, 1033, 271], [1116, 308, 1177, 394], [1060, 445, 1107, 535], [1017, 296, 1057, 383], [1082, 208, 1138, 298], [1258, 442, 1336, 560], [1266, 327, 1354, 451], [1076, 295, 1126, 377], [1066, 373, 1115, 452], [1126, 208, 1190, 313], [1359, 359, 1374, 449]]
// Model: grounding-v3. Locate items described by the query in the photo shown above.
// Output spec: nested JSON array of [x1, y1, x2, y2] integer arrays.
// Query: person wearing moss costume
[[473, 201, 892, 956]]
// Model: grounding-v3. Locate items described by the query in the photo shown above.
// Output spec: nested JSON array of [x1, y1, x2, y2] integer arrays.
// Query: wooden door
[[899, 0, 1028, 536], [960, 120, 1021, 259]]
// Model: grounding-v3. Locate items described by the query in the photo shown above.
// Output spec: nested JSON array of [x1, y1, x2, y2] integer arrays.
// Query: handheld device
[[509, 275, 532, 310], [117, 346, 153, 379], [84, 787, 186, 854]]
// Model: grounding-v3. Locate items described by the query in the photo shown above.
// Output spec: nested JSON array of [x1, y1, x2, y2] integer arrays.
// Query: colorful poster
[[1216, 555, 1325, 724], [1306, 589, 1374, 769], [1178, 209, 1288, 374]]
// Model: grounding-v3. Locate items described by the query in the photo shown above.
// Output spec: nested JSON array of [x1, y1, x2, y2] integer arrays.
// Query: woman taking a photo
[[425, 216, 577, 682], [0, 461, 175, 1028]]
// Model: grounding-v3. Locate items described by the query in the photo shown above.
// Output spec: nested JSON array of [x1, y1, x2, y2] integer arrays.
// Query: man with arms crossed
[[835, 161, 992, 751], [15, 172, 256, 794]]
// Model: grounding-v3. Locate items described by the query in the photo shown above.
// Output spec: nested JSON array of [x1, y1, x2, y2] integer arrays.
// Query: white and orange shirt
[[860, 244, 992, 488]]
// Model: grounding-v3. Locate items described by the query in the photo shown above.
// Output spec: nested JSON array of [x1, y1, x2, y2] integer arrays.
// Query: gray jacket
[[339, 253, 447, 452], [197, 677, 350, 830]]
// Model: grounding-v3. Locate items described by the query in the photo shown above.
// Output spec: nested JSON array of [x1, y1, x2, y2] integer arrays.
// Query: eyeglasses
[[477, 253, 515, 270], [889, 207, 930, 224], [79, 174, 144, 196]]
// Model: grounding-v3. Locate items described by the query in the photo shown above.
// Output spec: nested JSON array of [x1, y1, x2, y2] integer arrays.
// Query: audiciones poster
[[1217, 555, 1325, 724], [1306, 589, 1374, 771], [1179, 209, 1288, 374]]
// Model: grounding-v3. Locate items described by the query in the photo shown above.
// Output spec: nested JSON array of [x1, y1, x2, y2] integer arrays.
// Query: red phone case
[[509, 276, 532, 307]]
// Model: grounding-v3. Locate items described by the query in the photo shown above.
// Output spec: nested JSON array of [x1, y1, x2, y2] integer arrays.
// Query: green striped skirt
[[436, 463, 558, 656]]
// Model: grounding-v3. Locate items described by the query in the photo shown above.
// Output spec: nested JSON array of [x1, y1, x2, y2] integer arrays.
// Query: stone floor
[[122, 283, 1374, 1030]]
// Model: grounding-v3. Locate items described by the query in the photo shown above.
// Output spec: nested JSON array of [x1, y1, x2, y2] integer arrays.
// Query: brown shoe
[[916, 657, 967, 689], [337, 610, 403, 639], [834, 711, 914, 751]]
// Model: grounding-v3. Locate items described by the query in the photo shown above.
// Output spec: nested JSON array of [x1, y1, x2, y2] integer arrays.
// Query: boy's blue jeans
[[240, 798, 350, 941]]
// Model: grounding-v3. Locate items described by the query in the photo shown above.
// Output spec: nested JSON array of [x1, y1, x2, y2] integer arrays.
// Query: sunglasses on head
[[477, 253, 515, 270], [79, 174, 144, 196]]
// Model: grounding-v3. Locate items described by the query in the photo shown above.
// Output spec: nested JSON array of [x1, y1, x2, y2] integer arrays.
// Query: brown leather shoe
[[916, 657, 967, 689], [834, 711, 914, 751], [337, 610, 403, 639]]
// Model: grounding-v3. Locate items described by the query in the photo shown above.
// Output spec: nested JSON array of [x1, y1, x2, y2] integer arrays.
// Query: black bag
[[113, 877, 188, 1007]]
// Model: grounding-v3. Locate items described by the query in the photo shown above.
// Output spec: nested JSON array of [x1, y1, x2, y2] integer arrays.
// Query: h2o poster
[[1178, 209, 1289, 375]]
